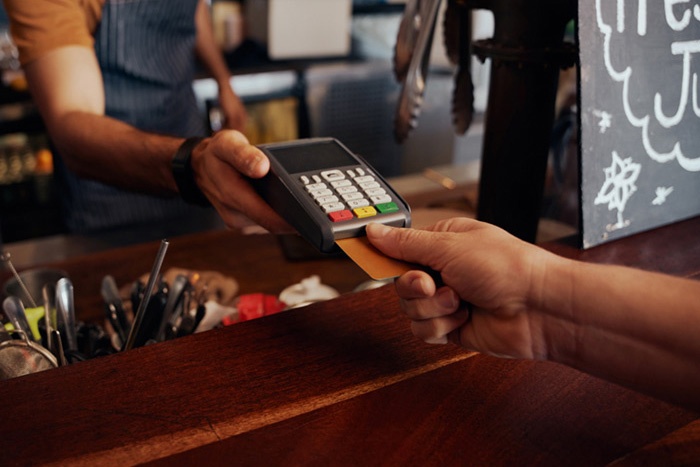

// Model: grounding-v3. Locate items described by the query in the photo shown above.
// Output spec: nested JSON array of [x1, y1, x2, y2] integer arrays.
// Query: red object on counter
[[222, 293, 287, 326]]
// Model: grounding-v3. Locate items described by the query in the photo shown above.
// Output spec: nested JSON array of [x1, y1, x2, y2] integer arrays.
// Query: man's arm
[[24, 45, 181, 195], [194, 0, 247, 131], [540, 257, 700, 411], [366, 220, 700, 411], [24, 45, 288, 232]]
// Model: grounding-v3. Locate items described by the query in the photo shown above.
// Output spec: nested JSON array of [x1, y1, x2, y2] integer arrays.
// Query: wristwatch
[[171, 137, 210, 206]]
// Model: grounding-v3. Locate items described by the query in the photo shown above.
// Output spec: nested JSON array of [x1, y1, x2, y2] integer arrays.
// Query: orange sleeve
[[3, 0, 104, 66]]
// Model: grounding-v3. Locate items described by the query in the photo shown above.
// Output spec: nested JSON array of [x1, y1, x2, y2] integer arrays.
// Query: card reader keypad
[[301, 168, 398, 222]]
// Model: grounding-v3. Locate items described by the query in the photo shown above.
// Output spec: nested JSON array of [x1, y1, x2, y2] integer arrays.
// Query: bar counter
[[1, 216, 699, 466]]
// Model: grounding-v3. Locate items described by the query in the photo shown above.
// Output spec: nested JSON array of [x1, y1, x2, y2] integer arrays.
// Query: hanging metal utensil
[[393, 0, 421, 82], [55, 277, 78, 352], [393, 0, 442, 143], [445, 0, 474, 135]]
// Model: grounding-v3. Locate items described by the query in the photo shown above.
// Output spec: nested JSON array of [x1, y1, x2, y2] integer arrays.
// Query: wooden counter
[[1, 218, 699, 466]]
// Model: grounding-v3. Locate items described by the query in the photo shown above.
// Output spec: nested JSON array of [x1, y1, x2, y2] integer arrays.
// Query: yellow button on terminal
[[352, 206, 377, 218]]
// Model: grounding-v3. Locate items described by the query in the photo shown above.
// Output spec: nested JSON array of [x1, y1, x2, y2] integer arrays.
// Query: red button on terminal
[[328, 209, 353, 222]]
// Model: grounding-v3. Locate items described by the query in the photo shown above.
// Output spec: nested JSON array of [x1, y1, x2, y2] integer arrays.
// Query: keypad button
[[312, 175, 322, 183], [375, 201, 398, 213], [359, 181, 380, 190], [364, 187, 386, 197], [353, 206, 377, 218], [316, 195, 339, 205], [309, 188, 333, 198], [355, 175, 375, 184], [306, 182, 327, 192], [336, 185, 357, 195], [328, 209, 353, 222], [300, 175, 310, 185], [342, 192, 364, 202], [322, 202, 345, 213], [371, 195, 392, 204], [321, 169, 345, 182], [348, 199, 370, 208], [331, 179, 352, 188]]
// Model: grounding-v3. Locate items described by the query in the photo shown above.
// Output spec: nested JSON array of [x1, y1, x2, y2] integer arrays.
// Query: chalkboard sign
[[578, 1, 700, 248]]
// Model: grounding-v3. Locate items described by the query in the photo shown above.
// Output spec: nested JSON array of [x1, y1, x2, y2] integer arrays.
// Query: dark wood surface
[[1, 217, 699, 466]]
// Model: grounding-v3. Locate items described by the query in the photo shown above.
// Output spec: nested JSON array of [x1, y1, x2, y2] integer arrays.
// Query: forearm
[[195, 0, 231, 87], [51, 111, 183, 196], [538, 257, 700, 410], [23, 46, 185, 195]]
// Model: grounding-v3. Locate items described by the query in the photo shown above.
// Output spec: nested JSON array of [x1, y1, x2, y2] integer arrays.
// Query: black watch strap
[[171, 137, 210, 206]]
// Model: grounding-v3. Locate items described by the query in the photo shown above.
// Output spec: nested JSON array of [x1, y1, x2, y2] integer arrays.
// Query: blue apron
[[55, 0, 221, 234]]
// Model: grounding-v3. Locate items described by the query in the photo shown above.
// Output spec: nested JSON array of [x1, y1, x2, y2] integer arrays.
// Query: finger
[[394, 270, 435, 299], [410, 309, 470, 344], [210, 130, 270, 178], [399, 287, 460, 320], [214, 175, 292, 233], [217, 193, 291, 233], [366, 223, 424, 264], [198, 133, 292, 233]]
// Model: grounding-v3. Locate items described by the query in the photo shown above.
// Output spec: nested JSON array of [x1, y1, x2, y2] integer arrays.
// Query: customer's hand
[[366, 218, 560, 360], [190, 130, 291, 233]]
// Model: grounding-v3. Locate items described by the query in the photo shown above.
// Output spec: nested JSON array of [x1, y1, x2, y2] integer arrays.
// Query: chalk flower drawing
[[596, 0, 700, 172], [595, 151, 642, 229], [652, 186, 674, 205], [593, 109, 613, 133]]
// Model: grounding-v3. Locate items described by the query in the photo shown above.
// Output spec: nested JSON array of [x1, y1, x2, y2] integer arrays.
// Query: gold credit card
[[336, 236, 415, 280]]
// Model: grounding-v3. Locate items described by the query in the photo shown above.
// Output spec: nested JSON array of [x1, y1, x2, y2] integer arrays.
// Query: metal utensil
[[55, 277, 78, 352], [444, 0, 474, 135], [42, 283, 55, 352], [101, 275, 129, 345], [156, 274, 189, 342], [2, 296, 34, 341], [1, 252, 37, 308], [393, 0, 421, 82], [51, 329, 67, 366], [393, 0, 442, 142], [0, 330, 58, 379], [124, 239, 169, 351]]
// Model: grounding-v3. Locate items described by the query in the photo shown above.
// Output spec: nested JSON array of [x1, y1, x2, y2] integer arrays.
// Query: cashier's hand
[[366, 218, 556, 360], [189, 130, 291, 233], [217, 83, 248, 132]]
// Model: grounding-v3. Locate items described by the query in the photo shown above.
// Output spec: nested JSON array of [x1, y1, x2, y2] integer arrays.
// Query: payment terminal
[[254, 138, 411, 254]]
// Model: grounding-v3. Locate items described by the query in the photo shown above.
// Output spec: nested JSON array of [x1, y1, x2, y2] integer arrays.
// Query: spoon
[[2, 296, 34, 341]]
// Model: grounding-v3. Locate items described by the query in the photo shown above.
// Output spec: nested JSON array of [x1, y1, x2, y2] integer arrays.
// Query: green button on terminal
[[376, 202, 399, 214]]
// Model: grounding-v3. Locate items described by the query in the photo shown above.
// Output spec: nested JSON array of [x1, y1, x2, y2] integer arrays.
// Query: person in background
[[366, 219, 700, 412], [2, 0, 288, 235]]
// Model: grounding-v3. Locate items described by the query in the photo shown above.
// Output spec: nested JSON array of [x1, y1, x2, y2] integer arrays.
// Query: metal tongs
[[393, 0, 442, 143], [393, 0, 474, 142]]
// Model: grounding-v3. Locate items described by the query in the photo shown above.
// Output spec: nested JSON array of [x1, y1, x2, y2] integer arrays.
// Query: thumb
[[366, 223, 441, 267]]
